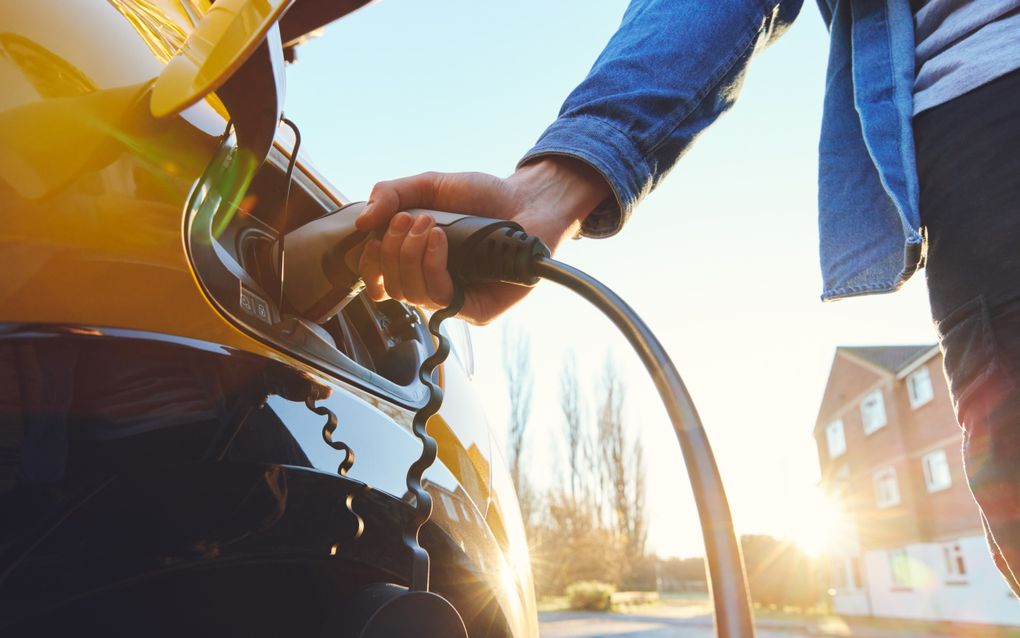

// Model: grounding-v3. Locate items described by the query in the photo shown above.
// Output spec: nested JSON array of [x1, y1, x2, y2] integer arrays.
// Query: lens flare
[[788, 489, 849, 557]]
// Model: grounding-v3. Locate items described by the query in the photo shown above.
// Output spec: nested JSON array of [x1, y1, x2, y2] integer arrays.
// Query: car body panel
[[0, 2, 537, 635], [150, 0, 292, 118]]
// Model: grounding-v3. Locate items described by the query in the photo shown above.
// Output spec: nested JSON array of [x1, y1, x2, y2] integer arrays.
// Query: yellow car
[[0, 1, 535, 635]]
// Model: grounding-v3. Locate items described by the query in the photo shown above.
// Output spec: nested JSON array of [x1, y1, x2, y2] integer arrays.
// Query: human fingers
[[398, 214, 435, 305], [379, 212, 412, 300], [422, 228, 453, 307], [357, 238, 387, 301], [357, 171, 516, 232]]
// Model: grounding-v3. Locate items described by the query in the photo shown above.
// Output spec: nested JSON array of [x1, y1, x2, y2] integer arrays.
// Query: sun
[[786, 490, 848, 557]]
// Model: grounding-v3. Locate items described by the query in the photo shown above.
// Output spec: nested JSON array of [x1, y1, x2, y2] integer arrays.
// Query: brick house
[[814, 346, 1020, 625]]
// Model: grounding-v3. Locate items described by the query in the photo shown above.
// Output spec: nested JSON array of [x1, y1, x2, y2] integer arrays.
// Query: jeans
[[916, 68, 1020, 594]]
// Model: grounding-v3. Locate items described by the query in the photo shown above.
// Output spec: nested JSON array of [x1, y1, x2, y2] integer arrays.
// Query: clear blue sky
[[285, 1, 938, 558]]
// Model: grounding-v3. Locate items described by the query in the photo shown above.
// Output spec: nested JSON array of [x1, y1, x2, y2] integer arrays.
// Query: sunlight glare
[[786, 489, 847, 557]]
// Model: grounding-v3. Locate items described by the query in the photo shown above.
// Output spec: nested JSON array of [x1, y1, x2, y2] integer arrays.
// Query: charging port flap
[[184, 133, 435, 408]]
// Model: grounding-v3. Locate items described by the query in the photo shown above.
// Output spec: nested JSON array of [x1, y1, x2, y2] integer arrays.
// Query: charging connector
[[277, 202, 550, 323], [402, 210, 550, 287]]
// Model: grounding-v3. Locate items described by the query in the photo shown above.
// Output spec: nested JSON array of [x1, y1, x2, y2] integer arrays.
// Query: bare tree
[[527, 351, 650, 594], [595, 358, 624, 530], [559, 352, 585, 505], [503, 327, 533, 517], [595, 358, 647, 566], [628, 439, 648, 560], [529, 487, 624, 595]]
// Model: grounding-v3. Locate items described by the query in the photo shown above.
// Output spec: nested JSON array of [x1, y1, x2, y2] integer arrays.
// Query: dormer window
[[826, 419, 847, 458], [923, 449, 952, 492], [861, 389, 887, 434], [908, 366, 934, 408]]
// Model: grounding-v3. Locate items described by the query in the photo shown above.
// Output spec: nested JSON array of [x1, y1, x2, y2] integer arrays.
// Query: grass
[[537, 596, 570, 613], [538, 591, 703, 614], [657, 592, 713, 607]]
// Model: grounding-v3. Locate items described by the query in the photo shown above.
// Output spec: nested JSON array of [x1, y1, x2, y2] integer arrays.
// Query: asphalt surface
[[539, 609, 962, 638], [539, 610, 808, 638]]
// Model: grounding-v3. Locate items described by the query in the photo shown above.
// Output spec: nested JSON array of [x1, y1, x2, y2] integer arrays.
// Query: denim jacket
[[520, 0, 922, 301]]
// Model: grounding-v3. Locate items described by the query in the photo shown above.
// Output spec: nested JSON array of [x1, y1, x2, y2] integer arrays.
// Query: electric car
[[0, 1, 537, 635]]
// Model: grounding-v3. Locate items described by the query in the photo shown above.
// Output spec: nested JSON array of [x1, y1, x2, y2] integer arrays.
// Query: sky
[[284, 0, 939, 558]]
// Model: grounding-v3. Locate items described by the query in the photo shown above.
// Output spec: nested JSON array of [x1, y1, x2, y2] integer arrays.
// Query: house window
[[889, 548, 911, 588], [943, 542, 967, 581], [907, 366, 934, 408], [826, 419, 846, 458], [850, 556, 862, 589], [922, 449, 952, 492], [440, 493, 460, 522], [831, 556, 863, 590], [861, 389, 887, 434], [874, 466, 901, 508]]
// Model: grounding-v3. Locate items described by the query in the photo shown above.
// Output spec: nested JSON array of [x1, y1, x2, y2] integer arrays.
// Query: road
[[539, 609, 961, 638], [539, 609, 808, 638]]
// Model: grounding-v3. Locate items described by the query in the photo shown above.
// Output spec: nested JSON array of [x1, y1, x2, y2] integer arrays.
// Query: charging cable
[[279, 203, 756, 636], [419, 213, 756, 638]]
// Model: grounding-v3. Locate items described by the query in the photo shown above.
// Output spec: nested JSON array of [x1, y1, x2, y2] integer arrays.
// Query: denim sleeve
[[519, 0, 805, 237]]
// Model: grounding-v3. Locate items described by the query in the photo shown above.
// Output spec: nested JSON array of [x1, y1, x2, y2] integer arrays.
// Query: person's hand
[[355, 157, 611, 324]]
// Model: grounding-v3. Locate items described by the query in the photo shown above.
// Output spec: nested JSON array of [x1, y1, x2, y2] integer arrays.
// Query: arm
[[358, 0, 804, 324], [520, 0, 805, 238]]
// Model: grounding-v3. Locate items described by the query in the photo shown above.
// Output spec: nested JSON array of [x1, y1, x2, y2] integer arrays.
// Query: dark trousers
[[916, 68, 1020, 594]]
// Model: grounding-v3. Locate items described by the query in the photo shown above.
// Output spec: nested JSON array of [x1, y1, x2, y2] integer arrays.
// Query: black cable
[[532, 257, 756, 638], [276, 117, 302, 310], [404, 286, 465, 592]]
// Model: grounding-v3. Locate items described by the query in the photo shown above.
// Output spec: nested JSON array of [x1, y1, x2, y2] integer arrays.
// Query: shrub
[[565, 581, 616, 611]]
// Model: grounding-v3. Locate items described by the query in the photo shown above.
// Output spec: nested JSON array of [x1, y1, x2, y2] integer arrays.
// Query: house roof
[[838, 345, 936, 375], [814, 344, 939, 431]]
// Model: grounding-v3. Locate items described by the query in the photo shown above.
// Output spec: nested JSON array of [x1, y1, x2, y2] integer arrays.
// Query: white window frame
[[922, 449, 952, 493], [439, 492, 460, 522], [830, 556, 862, 591], [873, 466, 901, 509], [942, 542, 967, 582], [889, 548, 911, 588], [849, 556, 862, 590], [861, 389, 887, 434], [907, 366, 934, 409], [825, 419, 847, 458]]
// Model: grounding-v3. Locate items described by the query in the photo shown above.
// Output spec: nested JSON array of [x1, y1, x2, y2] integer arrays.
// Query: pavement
[[538, 608, 955, 638], [540, 609, 801, 638]]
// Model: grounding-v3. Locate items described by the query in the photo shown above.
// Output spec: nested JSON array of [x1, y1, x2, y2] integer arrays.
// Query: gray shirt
[[913, 0, 1020, 114]]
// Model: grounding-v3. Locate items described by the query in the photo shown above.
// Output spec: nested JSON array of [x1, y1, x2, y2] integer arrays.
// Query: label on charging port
[[240, 285, 273, 324]]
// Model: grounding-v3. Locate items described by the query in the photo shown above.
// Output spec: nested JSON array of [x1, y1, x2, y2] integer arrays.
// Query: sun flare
[[787, 490, 848, 557]]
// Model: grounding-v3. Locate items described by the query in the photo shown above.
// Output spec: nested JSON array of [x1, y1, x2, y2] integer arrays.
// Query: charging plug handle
[[277, 202, 549, 324], [402, 209, 550, 287]]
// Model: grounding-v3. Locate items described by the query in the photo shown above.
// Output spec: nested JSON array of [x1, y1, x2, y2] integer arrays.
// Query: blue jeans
[[918, 68, 1020, 594]]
